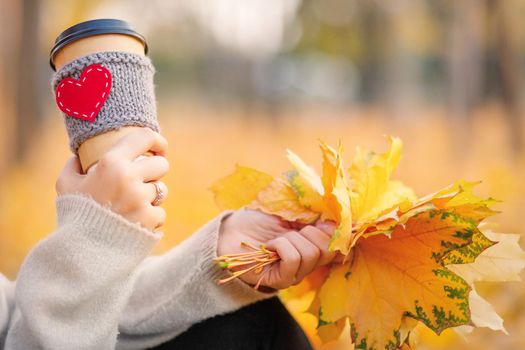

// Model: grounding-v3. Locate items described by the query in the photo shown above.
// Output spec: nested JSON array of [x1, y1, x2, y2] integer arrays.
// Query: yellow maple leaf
[[399, 317, 419, 346], [285, 149, 326, 213], [447, 230, 525, 284], [318, 141, 354, 255], [357, 180, 498, 243], [210, 165, 273, 210], [451, 287, 508, 341], [249, 178, 320, 223], [315, 209, 479, 349], [448, 229, 525, 336], [349, 136, 415, 225], [466, 288, 506, 333], [317, 318, 347, 344]]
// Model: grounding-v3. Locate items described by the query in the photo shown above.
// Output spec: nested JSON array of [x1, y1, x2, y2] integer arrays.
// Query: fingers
[[145, 181, 168, 205], [106, 128, 168, 161], [149, 206, 167, 229], [56, 156, 84, 194], [265, 229, 323, 288], [299, 225, 336, 266], [282, 220, 307, 231], [283, 231, 321, 282], [133, 155, 170, 182], [315, 220, 337, 236], [266, 237, 301, 289], [260, 222, 337, 289], [126, 205, 166, 230]]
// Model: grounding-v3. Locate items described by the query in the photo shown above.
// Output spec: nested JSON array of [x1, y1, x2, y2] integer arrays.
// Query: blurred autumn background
[[1, 0, 524, 349]]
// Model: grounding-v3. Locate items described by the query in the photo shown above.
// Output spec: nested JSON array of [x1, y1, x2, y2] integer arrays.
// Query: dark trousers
[[151, 297, 313, 350]]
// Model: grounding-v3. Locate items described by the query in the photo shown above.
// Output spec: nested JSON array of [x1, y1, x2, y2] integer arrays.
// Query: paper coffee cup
[[51, 19, 153, 173]]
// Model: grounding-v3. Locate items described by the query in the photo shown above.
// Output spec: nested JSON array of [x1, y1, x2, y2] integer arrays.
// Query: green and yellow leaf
[[315, 210, 478, 349], [447, 230, 525, 284]]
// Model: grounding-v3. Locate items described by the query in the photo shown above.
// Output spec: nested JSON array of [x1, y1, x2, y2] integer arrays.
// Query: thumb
[[56, 156, 84, 195]]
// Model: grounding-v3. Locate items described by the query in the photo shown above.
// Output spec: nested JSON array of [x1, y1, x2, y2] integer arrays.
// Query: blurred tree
[[0, 0, 21, 174], [15, 0, 42, 161], [439, 0, 486, 156], [356, 1, 387, 103], [382, 1, 426, 119], [447, 0, 485, 121], [7, 0, 107, 166], [295, 0, 387, 102], [491, 0, 524, 153]]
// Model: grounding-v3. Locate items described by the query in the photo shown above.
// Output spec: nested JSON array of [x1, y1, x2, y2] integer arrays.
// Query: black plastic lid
[[49, 18, 148, 70]]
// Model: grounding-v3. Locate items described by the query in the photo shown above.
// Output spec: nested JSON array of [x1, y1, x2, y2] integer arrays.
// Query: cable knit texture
[[51, 52, 160, 154], [0, 194, 275, 349]]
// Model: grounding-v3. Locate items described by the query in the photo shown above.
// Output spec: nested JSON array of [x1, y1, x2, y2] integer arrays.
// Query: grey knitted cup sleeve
[[51, 51, 159, 154]]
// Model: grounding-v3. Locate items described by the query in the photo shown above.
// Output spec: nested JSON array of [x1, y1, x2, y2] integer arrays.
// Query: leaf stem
[[215, 241, 281, 289]]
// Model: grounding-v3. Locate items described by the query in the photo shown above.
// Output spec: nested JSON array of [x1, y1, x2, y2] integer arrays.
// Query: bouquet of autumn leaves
[[210, 137, 525, 349]]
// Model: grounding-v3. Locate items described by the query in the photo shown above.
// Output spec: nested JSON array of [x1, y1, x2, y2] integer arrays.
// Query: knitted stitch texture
[[51, 51, 160, 154]]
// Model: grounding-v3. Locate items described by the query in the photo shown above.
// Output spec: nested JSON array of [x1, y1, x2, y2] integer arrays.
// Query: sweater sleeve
[[0, 275, 15, 349], [4, 194, 162, 350], [115, 211, 277, 350]]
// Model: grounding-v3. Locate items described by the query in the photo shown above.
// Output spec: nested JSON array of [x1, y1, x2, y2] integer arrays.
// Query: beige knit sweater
[[0, 194, 274, 350]]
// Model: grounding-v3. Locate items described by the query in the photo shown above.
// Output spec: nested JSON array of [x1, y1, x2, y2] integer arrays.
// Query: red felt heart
[[55, 64, 112, 122]]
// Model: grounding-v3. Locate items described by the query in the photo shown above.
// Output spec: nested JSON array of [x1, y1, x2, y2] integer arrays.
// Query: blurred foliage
[[1, 104, 524, 349]]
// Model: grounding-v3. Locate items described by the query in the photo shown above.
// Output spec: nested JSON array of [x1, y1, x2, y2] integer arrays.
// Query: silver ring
[[152, 181, 166, 206]]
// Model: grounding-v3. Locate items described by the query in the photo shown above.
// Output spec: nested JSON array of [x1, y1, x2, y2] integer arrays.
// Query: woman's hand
[[217, 209, 336, 290], [55, 128, 170, 231]]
